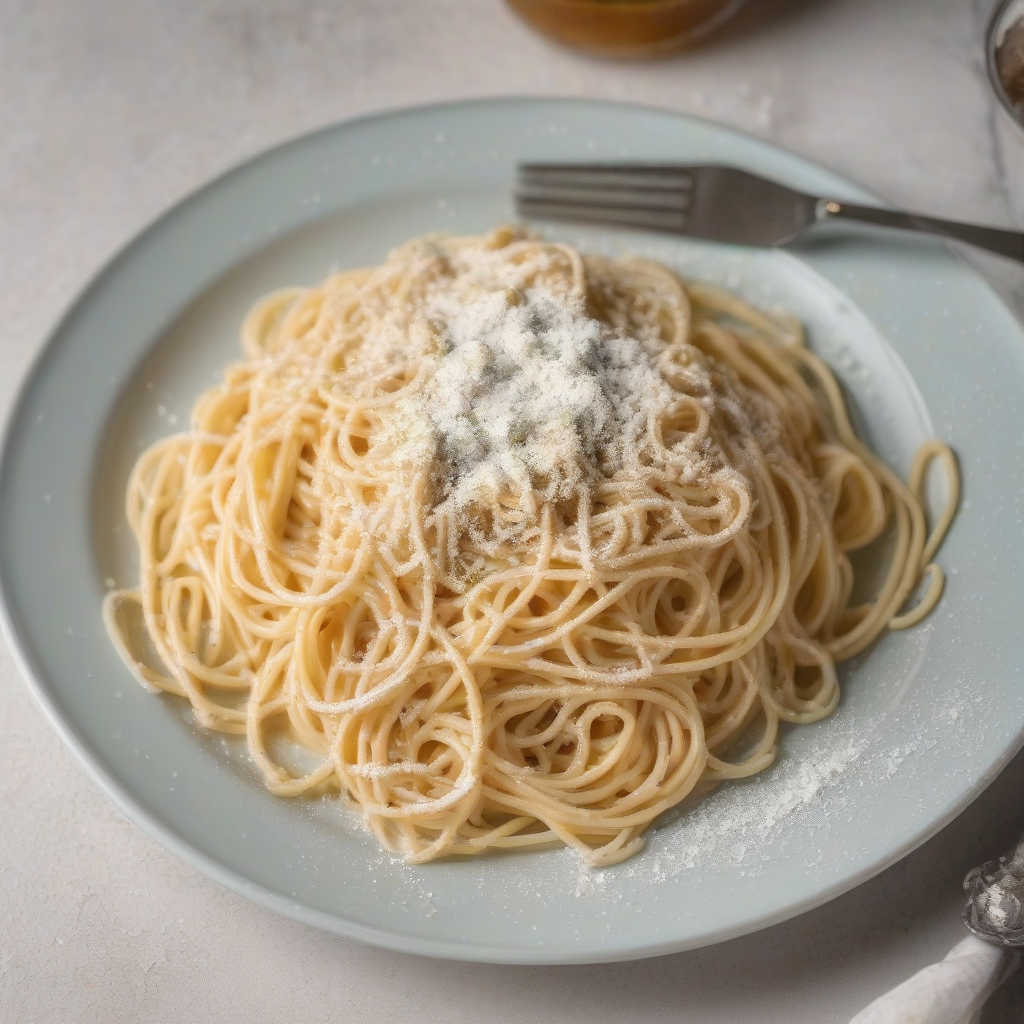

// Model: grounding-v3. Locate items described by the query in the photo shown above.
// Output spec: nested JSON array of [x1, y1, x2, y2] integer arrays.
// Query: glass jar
[[987, 0, 1024, 223], [505, 0, 748, 57]]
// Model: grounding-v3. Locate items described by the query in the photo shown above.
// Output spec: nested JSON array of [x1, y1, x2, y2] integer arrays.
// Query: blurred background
[[1, 2, 1023, 1021]]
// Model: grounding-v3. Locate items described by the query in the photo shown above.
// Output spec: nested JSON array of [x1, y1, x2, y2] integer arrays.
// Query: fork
[[516, 164, 1024, 263]]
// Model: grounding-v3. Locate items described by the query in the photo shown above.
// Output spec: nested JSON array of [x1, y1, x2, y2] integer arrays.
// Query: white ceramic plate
[[2, 98, 1023, 964]]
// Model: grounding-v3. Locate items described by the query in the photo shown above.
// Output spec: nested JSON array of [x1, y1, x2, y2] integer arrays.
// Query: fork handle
[[817, 199, 1024, 262]]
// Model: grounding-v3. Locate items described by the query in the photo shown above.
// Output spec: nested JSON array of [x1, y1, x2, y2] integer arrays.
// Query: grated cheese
[[407, 284, 677, 510]]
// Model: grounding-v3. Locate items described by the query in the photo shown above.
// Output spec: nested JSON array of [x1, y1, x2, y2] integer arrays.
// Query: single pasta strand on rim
[[104, 227, 958, 867]]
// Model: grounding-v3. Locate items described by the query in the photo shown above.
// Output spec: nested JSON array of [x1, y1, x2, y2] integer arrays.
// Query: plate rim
[[2, 95, 1023, 964]]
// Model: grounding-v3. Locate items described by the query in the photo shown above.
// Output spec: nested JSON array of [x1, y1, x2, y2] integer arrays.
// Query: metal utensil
[[845, 834, 1024, 1021], [516, 163, 1024, 263], [964, 831, 1024, 948]]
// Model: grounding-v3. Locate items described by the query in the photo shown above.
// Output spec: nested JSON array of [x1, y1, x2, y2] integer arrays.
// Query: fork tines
[[516, 163, 695, 232]]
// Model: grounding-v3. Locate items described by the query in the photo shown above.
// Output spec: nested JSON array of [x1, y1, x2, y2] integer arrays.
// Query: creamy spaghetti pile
[[105, 227, 958, 866]]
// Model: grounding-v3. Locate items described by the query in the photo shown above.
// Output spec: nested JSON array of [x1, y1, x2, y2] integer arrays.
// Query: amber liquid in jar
[[506, 0, 747, 57]]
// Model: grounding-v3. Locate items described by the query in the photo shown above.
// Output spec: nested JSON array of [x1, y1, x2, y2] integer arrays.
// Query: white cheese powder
[[409, 285, 677, 510]]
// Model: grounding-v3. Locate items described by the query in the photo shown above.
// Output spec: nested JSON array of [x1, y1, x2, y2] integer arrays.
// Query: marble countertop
[[2, 1, 1024, 1021]]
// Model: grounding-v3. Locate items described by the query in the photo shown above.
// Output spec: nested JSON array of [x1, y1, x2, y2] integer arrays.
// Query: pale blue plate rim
[[1, 96, 1022, 964]]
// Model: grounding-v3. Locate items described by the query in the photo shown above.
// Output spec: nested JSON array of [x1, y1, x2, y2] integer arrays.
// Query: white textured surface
[[2, 1, 1024, 1021]]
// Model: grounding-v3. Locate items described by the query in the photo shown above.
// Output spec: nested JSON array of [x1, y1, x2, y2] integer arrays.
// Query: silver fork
[[516, 164, 1024, 263]]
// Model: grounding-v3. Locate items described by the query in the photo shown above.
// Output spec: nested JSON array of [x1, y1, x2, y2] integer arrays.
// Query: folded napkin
[[849, 936, 1020, 1024]]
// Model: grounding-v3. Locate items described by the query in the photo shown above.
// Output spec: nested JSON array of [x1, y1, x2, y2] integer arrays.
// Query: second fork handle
[[817, 199, 1024, 262]]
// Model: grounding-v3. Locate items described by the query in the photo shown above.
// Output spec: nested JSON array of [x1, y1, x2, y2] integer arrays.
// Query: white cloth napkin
[[849, 936, 1020, 1024]]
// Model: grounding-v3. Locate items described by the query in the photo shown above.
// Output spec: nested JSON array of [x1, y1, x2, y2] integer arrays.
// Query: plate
[[2, 98, 1024, 965]]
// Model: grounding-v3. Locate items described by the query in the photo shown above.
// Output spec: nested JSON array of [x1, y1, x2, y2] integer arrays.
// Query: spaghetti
[[104, 227, 958, 866]]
